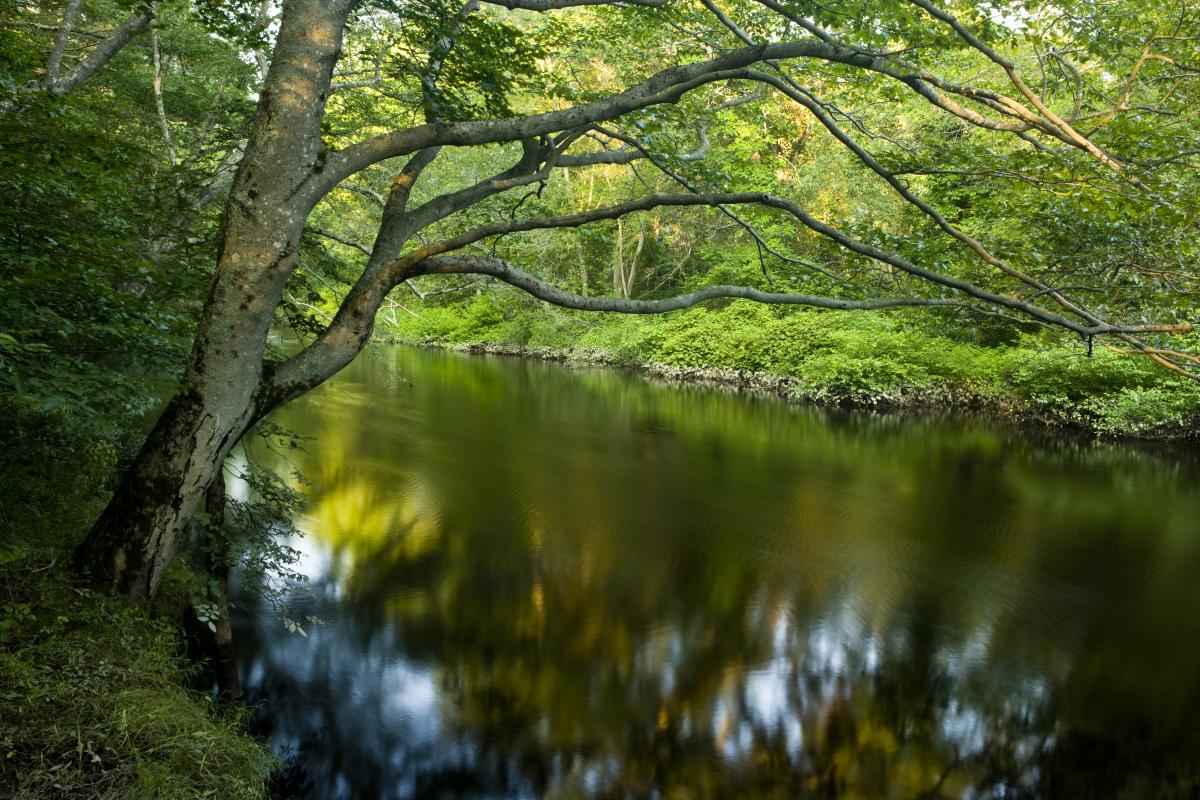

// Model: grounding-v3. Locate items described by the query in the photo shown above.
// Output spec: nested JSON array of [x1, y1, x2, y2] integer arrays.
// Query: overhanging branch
[[309, 39, 898, 201], [415, 255, 961, 313], [391, 193, 1189, 339]]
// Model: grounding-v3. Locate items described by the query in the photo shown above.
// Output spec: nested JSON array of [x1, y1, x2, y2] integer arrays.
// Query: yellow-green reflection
[[234, 346, 1200, 799]]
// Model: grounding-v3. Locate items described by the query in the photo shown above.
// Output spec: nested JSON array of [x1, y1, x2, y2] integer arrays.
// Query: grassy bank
[[0, 412, 274, 800], [382, 293, 1200, 440]]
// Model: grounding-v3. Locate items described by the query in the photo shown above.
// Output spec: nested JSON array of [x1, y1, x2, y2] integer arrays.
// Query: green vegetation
[[1, 0, 1199, 793], [0, 413, 274, 800], [384, 293, 1200, 438], [0, 572, 274, 800], [1, 9, 273, 794]]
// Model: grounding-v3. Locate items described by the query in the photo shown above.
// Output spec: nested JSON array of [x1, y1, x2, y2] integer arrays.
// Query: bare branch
[[336, 182, 387, 207], [44, 0, 83, 86], [307, 226, 372, 256], [46, 5, 155, 97], [420, 255, 962, 314], [330, 74, 382, 93], [709, 86, 764, 112]]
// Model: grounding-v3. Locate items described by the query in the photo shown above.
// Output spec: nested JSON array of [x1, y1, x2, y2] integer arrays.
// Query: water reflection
[[234, 346, 1200, 799]]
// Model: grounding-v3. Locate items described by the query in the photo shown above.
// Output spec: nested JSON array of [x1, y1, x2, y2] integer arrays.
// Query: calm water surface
[[232, 345, 1200, 799]]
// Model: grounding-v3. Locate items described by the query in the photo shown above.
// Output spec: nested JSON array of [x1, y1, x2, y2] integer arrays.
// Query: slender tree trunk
[[626, 220, 645, 298], [44, 0, 83, 87], [575, 233, 589, 297], [151, 30, 177, 166], [74, 0, 352, 602], [613, 217, 624, 297], [203, 472, 242, 701]]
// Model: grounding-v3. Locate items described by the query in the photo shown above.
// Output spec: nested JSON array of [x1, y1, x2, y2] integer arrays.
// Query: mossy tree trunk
[[73, 0, 356, 602]]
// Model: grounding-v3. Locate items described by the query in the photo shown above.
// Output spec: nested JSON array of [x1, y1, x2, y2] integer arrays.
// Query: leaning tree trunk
[[73, 0, 352, 602]]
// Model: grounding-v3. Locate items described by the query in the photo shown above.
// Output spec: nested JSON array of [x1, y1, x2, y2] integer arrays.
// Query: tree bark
[[74, 0, 353, 602], [44, 0, 83, 87], [44, 6, 156, 97], [151, 30, 177, 166]]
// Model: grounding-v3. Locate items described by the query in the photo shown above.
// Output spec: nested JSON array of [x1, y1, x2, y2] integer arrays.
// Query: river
[[231, 345, 1200, 799]]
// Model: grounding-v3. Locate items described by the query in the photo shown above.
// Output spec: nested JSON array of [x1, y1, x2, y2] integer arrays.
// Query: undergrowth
[[0, 410, 275, 800]]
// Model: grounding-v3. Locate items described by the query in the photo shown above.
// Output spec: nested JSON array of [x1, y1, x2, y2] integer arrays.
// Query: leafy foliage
[[0, 2, 256, 433], [1, 0, 1199, 796]]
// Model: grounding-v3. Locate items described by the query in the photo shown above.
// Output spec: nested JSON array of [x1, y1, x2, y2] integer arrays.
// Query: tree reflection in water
[[233, 346, 1200, 799]]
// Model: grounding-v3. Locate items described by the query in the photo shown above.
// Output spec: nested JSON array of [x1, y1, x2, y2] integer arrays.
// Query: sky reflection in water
[[233, 345, 1200, 799]]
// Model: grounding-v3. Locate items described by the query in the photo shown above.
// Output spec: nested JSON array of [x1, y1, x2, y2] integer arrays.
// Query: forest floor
[[0, 417, 275, 800]]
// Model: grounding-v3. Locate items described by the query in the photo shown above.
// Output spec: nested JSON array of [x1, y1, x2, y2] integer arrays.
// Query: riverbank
[[428, 338, 1022, 411], [0, 412, 275, 800], [380, 295, 1200, 441]]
